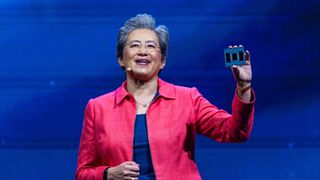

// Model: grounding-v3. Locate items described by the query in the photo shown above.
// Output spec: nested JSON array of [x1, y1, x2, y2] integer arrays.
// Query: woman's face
[[118, 28, 165, 82]]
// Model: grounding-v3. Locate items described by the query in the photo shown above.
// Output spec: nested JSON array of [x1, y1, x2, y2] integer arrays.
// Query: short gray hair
[[117, 14, 169, 61]]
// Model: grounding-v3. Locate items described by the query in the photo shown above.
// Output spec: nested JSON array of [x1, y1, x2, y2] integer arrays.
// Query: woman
[[76, 14, 255, 180]]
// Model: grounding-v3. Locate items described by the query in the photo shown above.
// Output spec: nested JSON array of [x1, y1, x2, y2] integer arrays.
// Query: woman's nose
[[137, 46, 148, 55]]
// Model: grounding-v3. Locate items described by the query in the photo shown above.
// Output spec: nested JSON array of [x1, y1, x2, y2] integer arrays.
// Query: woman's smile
[[135, 58, 151, 67]]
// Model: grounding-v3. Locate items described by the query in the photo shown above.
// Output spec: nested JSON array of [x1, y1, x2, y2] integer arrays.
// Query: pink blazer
[[76, 78, 255, 180]]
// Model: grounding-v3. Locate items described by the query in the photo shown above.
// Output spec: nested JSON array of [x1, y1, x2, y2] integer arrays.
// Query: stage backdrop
[[0, 0, 319, 179]]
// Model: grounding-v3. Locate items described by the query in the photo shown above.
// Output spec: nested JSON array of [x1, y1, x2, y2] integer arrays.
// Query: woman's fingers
[[123, 161, 140, 177], [108, 161, 140, 179], [124, 177, 139, 180], [123, 170, 139, 177], [125, 164, 140, 172], [245, 50, 250, 60], [228, 44, 243, 49], [228, 45, 250, 65], [125, 161, 139, 166]]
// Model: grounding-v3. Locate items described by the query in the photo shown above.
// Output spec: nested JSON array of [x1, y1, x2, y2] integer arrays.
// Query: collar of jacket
[[115, 78, 176, 105]]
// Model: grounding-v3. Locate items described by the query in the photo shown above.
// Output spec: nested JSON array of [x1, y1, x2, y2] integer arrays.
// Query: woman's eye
[[147, 44, 156, 49], [130, 44, 140, 48]]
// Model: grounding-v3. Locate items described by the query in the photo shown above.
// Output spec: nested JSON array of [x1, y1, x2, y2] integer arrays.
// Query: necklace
[[135, 100, 151, 107]]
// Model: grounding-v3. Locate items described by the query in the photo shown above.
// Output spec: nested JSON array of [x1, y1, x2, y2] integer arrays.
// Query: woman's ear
[[160, 57, 166, 69], [118, 57, 124, 67]]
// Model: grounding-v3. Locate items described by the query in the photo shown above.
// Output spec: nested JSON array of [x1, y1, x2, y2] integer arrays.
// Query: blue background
[[0, 0, 319, 179]]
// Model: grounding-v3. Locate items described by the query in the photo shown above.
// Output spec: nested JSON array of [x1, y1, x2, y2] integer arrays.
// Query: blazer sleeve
[[75, 99, 109, 179], [192, 87, 255, 142]]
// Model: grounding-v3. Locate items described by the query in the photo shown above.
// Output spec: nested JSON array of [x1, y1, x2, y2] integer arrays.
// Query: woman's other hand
[[107, 161, 140, 180]]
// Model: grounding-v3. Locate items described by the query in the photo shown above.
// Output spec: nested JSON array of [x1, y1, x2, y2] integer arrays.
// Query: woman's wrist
[[237, 82, 252, 102], [104, 167, 111, 180], [237, 82, 251, 94]]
